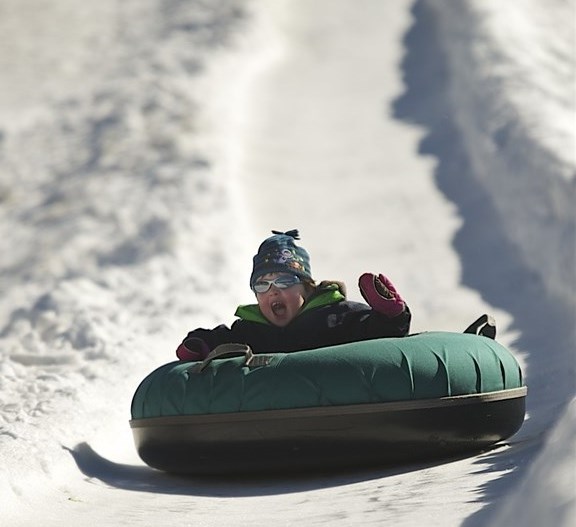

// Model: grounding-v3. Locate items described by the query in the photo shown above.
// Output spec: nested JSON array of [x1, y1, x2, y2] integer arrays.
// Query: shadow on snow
[[392, 1, 574, 525], [64, 441, 512, 498]]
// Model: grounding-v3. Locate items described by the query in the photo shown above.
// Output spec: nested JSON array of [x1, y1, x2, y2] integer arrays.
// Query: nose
[[267, 284, 283, 295]]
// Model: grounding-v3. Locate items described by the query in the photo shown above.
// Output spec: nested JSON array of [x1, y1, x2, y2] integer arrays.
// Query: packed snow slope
[[0, 0, 574, 526]]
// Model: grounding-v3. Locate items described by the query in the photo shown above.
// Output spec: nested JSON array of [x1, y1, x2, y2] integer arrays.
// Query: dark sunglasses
[[252, 274, 302, 293]]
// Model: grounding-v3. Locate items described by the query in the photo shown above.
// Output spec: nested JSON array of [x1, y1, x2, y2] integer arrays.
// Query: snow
[[0, 0, 574, 525]]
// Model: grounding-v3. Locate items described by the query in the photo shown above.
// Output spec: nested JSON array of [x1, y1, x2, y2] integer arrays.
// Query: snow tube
[[130, 331, 526, 474]]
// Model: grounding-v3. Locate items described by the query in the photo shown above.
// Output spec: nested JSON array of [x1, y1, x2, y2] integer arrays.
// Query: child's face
[[255, 272, 307, 327]]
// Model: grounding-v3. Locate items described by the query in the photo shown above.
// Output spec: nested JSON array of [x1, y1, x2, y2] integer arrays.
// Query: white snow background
[[0, 0, 574, 525]]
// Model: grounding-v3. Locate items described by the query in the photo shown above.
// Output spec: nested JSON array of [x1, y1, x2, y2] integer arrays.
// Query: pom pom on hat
[[250, 229, 313, 287]]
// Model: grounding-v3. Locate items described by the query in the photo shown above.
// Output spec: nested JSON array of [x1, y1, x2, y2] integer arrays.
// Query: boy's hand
[[358, 272, 405, 318], [176, 337, 210, 361]]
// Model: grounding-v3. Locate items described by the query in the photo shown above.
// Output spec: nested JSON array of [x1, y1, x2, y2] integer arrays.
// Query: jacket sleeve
[[176, 320, 257, 359], [324, 300, 412, 341], [369, 305, 412, 337]]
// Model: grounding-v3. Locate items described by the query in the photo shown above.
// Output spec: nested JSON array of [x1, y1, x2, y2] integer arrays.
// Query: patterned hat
[[250, 229, 313, 287]]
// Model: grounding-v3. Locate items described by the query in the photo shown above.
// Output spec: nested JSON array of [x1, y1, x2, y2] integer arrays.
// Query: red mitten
[[176, 337, 210, 361], [358, 273, 405, 318]]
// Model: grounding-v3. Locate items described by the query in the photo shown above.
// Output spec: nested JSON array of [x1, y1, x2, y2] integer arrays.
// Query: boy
[[177, 229, 411, 360]]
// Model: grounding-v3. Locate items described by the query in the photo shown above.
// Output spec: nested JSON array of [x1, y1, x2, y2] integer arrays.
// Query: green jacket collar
[[234, 284, 345, 325]]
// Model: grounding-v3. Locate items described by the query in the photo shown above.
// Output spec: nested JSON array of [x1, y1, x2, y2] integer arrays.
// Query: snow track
[[0, 0, 574, 525]]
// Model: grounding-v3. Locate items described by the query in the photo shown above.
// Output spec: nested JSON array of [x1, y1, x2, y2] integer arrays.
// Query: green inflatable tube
[[130, 332, 526, 474]]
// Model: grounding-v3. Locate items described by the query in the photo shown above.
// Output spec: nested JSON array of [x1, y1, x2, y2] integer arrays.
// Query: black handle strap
[[463, 314, 497, 339]]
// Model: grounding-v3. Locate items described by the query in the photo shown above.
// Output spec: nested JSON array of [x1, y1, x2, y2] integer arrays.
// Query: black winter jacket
[[180, 283, 411, 355]]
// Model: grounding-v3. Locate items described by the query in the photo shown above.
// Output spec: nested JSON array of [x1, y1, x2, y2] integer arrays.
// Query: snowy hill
[[1, 0, 574, 525]]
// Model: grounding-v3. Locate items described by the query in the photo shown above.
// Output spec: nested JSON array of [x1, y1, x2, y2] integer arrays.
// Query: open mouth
[[271, 301, 287, 317]]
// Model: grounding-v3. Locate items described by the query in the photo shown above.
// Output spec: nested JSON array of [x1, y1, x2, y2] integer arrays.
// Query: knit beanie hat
[[250, 229, 313, 287]]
